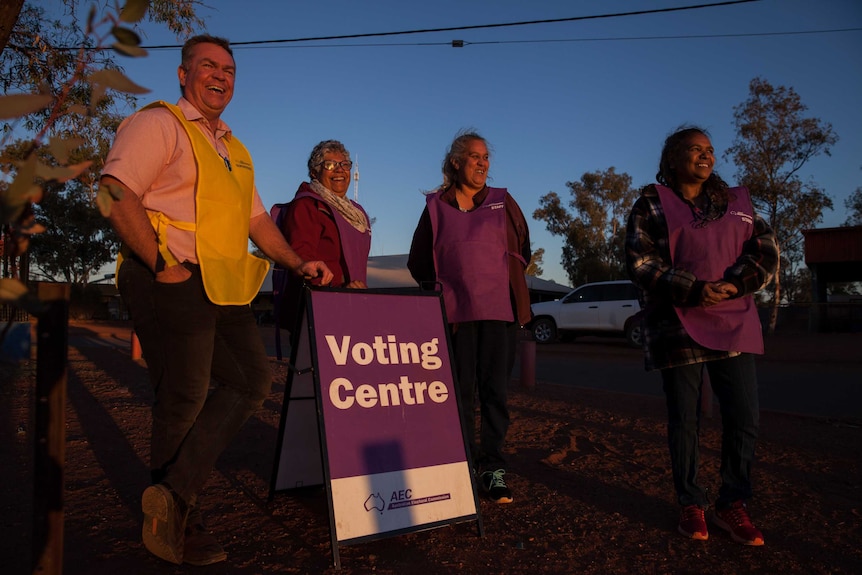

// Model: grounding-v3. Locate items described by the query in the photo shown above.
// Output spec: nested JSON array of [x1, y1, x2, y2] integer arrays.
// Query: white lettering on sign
[[324, 335, 442, 370], [329, 376, 449, 410]]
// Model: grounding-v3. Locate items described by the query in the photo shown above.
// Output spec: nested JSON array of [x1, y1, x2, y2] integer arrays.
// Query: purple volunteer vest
[[656, 185, 763, 354], [427, 186, 513, 323], [295, 188, 371, 284]]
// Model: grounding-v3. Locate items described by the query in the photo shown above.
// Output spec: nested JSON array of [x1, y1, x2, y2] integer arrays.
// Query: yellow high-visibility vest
[[136, 101, 268, 305]]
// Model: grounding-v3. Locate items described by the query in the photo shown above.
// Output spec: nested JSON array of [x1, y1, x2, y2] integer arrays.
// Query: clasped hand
[[701, 281, 737, 307]]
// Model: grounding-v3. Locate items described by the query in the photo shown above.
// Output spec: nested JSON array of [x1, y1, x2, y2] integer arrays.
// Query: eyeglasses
[[318, 160, 353, 171]]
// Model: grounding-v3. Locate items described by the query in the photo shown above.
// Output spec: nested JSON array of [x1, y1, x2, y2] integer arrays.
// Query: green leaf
[[112, 42, 149, 58], [0, 278, 29, 302], [112, 26, 141, 47], [96, 185, 115, 217], [35, 160, 93, 183], [0, 94, 54, 120], [3, 156, 38, 220], [119, 0, 149, 24], [48, 135, 84, 164], [20, 222, 47, 235], [89, 84, 107, 114], [65, 104, 89, 116], [89, 69, 150, 95], [62, 161, 94, 182], [0, 284, 47, 315], [102, 182, 125, 201]]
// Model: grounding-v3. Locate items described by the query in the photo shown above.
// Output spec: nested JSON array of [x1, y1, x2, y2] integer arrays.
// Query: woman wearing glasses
[[625, 126, 777, 546], [276, 139, 371, 334]]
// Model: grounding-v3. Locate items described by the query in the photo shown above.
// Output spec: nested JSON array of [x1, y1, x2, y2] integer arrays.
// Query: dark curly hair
[[656, 125, 728, 200]]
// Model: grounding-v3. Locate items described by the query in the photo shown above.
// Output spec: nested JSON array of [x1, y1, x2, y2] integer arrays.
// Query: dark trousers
[[118, 258, 272, 505], [452, 320, 514, 471], [661, 353, 759, 509]]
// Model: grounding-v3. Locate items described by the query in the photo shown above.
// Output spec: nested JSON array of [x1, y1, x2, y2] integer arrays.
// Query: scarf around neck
[[308, 179, 369, 233]]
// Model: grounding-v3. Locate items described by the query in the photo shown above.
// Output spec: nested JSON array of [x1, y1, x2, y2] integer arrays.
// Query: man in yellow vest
[[101, 35, 332, 566]]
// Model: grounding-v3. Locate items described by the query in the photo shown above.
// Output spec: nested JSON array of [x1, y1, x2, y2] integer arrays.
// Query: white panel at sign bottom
[[331, 462, 476, 541]]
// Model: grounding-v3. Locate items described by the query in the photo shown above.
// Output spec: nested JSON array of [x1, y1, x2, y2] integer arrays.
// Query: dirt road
[[3, 320, 858, 574]]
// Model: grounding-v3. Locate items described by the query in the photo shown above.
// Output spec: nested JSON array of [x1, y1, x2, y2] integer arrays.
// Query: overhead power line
[[138, 0, 765, 50], [235, 28, 862, 50]]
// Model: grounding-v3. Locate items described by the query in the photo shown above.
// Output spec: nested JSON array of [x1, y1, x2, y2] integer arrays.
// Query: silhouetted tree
[[844, 186, 862, 226], [726, 77, 837, 331], [534, 167, 637, 286], [525, 246, 544, 277]]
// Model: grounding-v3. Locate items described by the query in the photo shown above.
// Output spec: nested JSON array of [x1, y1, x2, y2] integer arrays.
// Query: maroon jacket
[[277, 182, 370, 331]]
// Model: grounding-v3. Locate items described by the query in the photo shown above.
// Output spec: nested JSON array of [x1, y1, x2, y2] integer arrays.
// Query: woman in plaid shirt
[[625, 126, 778, 547]]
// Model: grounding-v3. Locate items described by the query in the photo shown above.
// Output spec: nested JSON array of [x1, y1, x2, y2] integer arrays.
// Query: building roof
[[259, 254, 571, 294], [802, 225, 862, 284]]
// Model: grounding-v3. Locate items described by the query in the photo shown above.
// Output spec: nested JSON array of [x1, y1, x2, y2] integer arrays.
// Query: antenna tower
[[353, 155, 359, 202]]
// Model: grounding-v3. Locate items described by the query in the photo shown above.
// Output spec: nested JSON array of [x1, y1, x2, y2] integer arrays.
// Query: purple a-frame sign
[[270, 288, 482, 568]]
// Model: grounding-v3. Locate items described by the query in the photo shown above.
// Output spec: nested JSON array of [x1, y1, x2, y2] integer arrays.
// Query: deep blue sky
[[72, 0, 862, 285]]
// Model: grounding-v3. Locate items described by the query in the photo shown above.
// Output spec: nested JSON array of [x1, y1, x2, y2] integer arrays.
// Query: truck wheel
[[625, 318, 643, 348], [532, 318, 557, 344]]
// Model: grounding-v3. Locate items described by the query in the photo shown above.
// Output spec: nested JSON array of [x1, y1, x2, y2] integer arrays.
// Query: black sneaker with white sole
[[480, 469, 513, 504]]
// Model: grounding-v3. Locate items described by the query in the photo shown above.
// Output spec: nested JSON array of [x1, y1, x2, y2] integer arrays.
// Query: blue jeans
[[660, 354, 759, 509], [119, 259, 272, 505], [452, 320, 514, 471]]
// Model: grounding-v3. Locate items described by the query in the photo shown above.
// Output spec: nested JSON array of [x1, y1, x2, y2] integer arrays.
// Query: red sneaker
[[713, 501, 764, 546], [678, 504, 709, 540]]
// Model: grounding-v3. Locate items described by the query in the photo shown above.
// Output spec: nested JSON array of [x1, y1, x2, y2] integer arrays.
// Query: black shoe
[[184, 525, 227, 565], [480, 469, 513, 504], [184, 503, 227, 565]]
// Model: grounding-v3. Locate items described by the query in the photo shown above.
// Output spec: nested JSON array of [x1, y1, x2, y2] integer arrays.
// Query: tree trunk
[[0, 0, 25, 54]]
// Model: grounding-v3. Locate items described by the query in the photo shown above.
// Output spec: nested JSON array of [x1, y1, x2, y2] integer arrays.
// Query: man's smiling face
[[178, 42, 235, 123]]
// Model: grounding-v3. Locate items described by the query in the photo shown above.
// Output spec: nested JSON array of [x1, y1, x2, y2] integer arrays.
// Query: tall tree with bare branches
[[726, 77, 837, 332]]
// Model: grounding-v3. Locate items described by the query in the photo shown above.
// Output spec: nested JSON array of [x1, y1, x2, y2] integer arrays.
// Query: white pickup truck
[[529, 280, 643, 346]]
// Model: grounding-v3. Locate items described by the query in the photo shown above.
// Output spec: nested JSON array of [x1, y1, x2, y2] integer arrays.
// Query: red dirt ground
[[2, 320, 860, 574]]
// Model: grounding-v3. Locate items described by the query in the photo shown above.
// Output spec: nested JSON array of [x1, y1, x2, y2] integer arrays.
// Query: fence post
[[519, 338, 536, 389], [32, 283, 69, 575]]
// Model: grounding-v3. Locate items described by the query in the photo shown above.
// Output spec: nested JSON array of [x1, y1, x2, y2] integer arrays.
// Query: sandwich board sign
[[270, 288, 482, 568]]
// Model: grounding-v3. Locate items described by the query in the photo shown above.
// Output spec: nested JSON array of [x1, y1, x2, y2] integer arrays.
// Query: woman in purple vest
[[277, 140, 371, 335], [408, 131, 532, 504], [626, 126, 778, 546]]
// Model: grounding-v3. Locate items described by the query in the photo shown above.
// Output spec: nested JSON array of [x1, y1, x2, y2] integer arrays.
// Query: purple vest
[[657, 185, 763, 354], [427, 187, 513, 323], [294, 188, 371, 284]]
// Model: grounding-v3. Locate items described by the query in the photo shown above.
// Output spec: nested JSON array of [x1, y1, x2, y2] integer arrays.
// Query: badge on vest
[[730, 210, 753, 225]]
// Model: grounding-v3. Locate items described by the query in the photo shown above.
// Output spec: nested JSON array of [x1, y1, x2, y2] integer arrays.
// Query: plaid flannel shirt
[[625, 185, 778, 371]]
